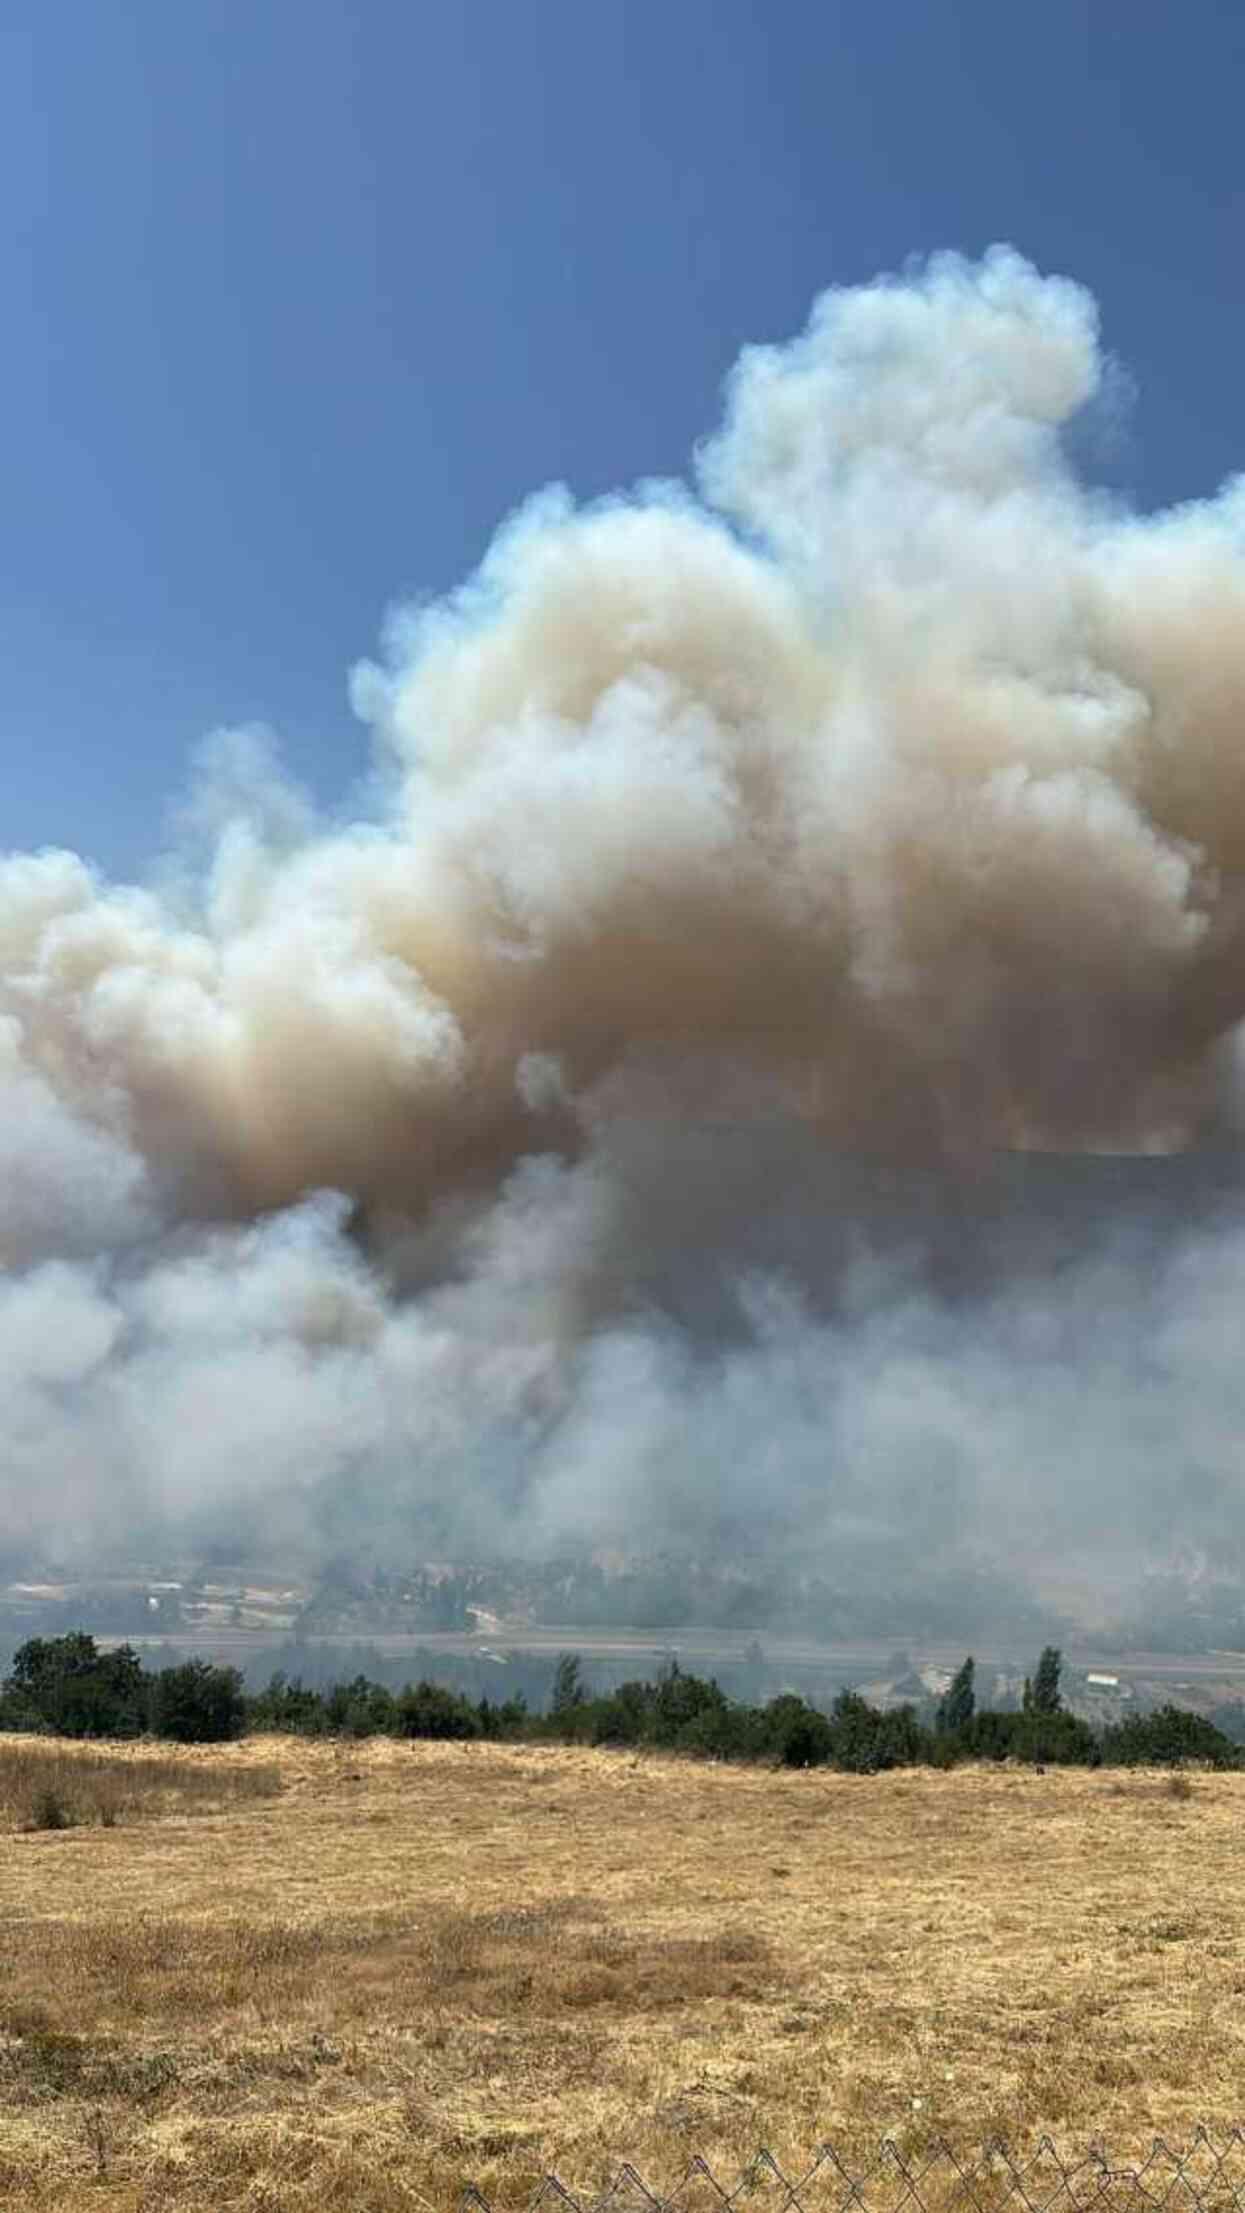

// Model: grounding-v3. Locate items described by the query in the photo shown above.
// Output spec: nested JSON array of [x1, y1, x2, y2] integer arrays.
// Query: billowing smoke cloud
[[6, 246, 1245, 1630]]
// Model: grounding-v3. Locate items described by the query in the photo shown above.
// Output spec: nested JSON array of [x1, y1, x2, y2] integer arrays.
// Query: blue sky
[[3, 1, 1244, 876]]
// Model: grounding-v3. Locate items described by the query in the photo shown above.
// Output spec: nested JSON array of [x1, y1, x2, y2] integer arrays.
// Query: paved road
[[101, 1624, 1245, 1682]]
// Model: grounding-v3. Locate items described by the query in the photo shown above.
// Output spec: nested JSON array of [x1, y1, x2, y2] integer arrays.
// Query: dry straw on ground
[[0, 1737, 281, 1833], [1, 1733, 1243, 2211]]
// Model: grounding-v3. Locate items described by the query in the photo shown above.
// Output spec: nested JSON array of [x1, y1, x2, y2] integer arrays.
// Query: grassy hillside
[[1, 1734, 1243, 2210]]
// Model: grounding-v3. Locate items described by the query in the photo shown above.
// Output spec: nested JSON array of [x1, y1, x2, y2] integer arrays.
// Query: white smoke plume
[[6, 246, 1245, 1628]]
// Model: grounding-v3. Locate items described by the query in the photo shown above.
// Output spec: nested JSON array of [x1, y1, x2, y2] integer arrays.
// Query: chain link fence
[[461, 2133, 1245, 2213]]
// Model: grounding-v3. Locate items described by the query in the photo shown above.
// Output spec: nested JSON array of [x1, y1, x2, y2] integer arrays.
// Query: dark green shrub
[[394, 1680, 480, 1740], [1010, 1708, 1099, 1766], [589, 1680, 656, 1747], [673, 1697, 753, 1760], [492, 1694, 529, 1735], [9, 1619, 1241, 1786], [962, 1709, 1019, 1762], [826, 1689, 927, 1772], [29, 1785, 71, 1831], [873, 1703, 931, 1768], [761, 1693, 834, 1767], [475, 1693, 528, 1739], [247, 1672, 329, 1735], [0, 1689, 44, 1733], [150, 1659, 247, 1744], [322, 1675, 397, 1737], [652, 1663, 728, 1747], [4, 1634, 146, 1738], [1102, 1704, 1238, 1769]]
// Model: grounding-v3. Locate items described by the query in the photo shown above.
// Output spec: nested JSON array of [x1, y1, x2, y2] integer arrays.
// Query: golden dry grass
[[0, 1738, 281, 1833], [1, 1733, 1244, 2210]]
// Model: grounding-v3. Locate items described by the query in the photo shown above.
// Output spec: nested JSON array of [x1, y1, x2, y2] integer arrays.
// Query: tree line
[[0, 1632, 1239, 1771]]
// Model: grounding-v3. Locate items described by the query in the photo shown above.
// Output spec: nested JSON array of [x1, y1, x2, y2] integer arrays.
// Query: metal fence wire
[[460, 2133, 1245, 2213]]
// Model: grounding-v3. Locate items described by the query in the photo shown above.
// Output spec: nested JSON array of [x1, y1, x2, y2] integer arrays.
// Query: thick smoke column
[[5, 247, 1245, 1625]]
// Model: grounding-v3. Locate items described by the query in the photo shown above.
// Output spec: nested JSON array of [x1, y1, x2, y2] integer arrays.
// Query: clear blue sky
[[3, 1, 1243, 876]]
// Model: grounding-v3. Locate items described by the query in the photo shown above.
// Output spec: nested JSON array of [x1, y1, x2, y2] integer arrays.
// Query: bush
[[960, 1708, 1018, 1763], [5, 1620, 1241, 1784], [0, 1689, 44, 1734], [652, 1662, 720, 1738], [589, 1681, 656, 1747], [762, 1693, 834, 1768], [4, 1634, 147, 1738], [676, 1698, 757, 1760], [826, 1691, 929, 1772], [475, 1693, 528, 1739], [150, 1660, 247, 1744], [29, 1785, 71, 1831], [321, 1675, 397, 1738], [247, 1672, 330, 1735], [561, 1666, 739, 1756], [1102, 1705, 1238, 1769], [395, 1681, 481, 1740]]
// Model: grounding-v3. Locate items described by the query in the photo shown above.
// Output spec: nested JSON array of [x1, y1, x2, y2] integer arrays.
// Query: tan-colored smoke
[[5, 246, 1245, 1605], [9, 249, 1245, 1254]]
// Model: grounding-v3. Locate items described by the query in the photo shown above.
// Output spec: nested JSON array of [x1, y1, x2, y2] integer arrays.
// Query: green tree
[[1102, 1705, 1238, 1769], [652, 1662, 728, 1747], [4, 1633, 146, 1737], [589, 1680, 655, 1747], [1025, 1647, 1063, 1716], [323, 1674, 396, 1737], [395, 1680, 481, 1740], [550, 1653, 586, 1716], [151, 1659, 247, 1743], [938, 1656, 976, 1733], [763, 1692, 834, 1767], [828, 1689, 884, 1772], [248, 1671, 328, 1734]]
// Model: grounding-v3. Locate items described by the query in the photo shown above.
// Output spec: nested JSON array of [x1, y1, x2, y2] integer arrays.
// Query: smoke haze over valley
[[8, 249, 1245, 1635]]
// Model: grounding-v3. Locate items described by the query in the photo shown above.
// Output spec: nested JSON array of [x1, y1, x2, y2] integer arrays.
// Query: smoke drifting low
[[7, 248, 1245, 1628]]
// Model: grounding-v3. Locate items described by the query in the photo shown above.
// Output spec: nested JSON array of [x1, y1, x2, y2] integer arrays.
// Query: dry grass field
[[0, 1739, 281, 1834], [1, 1733, 1243, 2212]]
